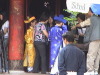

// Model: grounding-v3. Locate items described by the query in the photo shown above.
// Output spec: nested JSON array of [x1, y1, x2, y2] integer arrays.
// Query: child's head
[[30, 19, 37, 27], [62, 31, 74, 44], [55, 20, 63, 26], [24, 16, 37, 28], [54, 16, 67, 26]]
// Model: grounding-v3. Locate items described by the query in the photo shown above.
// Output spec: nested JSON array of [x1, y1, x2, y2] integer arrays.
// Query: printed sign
[[66, 0, 100, 13]]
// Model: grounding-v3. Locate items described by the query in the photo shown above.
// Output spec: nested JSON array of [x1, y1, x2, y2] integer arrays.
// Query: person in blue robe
[[49, 16, 68, 74]]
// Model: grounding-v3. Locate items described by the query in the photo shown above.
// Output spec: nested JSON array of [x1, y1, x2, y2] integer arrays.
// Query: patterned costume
[[49, 24, 67, 74], [23, 27, 35, 67]]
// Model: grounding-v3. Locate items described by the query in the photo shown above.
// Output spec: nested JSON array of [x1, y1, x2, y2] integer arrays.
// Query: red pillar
[[9, 0, 24, 70]]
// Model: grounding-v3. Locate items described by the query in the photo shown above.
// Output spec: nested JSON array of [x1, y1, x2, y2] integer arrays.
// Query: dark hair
[[39, 12, 49, 22], [76, 13, 85, 21], [55, 20, 62, 24], [62, 31, 74, 42], [27, 19, 37, 29], [0, 11, 8, 30]]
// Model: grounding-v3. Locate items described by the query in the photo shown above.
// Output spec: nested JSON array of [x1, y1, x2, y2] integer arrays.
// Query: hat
[[24, 16, 36, 23], [54, 16, 67, 24], [90, 4, 100, 15], [59, 14, 68, 23], [59, 14, 64, 18]]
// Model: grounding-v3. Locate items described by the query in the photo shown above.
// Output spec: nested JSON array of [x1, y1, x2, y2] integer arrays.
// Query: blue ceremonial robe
[[49, 25, 67, 68]]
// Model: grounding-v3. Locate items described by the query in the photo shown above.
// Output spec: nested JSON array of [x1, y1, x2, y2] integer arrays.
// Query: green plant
[[63, 9, 79, 26]]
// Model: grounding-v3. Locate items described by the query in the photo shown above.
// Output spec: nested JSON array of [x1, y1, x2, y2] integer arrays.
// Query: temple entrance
[[25, 0, 56, 20], [0, 0, 68, 72]]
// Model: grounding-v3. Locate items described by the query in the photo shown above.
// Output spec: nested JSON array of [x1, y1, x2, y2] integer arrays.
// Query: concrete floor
[[0, 73, 50, 75], [0, 71, 50, 75], [1, 72, 100, 75]]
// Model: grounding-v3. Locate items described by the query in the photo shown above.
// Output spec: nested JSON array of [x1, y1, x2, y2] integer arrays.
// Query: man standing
[[0, 11, 9, 72], [72, 4, 100, 75], [58, 31, 86, 75]]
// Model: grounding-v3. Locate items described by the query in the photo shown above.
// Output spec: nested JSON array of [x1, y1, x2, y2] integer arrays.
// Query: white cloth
[[67, 72, 77, 75], [78, 28, 86, 35], [50, 45, 64, 74], [2, 20, 9, 38], [50, 56, 59, 74]]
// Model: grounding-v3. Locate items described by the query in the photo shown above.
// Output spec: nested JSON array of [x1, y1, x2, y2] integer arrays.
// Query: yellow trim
[[24, 16, 36, 23]]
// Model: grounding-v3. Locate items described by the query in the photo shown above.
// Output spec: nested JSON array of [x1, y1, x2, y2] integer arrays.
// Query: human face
[[31, 20, 37, 27], [0, 14, 3, 20], [87, 10, 93, 17], [63, 38, 68, 45], [77, 17, 83, 23], [61, 22, 64, 26], [48, 17, 53, 24]]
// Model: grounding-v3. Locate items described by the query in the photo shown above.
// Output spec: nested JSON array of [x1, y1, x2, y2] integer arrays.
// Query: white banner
[[66, 0, 100, 13]]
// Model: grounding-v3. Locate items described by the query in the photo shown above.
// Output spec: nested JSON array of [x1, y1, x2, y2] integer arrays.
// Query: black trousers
[[33, 41, 47, 73]]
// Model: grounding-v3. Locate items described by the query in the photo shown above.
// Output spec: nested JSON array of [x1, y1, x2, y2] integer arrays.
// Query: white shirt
[[78, 28, 86, 35], [80, 18, 91, 27], [2, 20, 9, 38]]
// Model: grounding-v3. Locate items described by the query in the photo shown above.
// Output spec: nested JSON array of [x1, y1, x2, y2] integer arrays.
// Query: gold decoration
[[24, 16, 36, 23]]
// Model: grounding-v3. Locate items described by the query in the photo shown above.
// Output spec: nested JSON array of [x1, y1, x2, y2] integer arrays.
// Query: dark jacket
[[58, 44, 86, 75]]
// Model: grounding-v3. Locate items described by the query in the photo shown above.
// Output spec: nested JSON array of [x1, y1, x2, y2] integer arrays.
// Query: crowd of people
[[23, 4, 100, 75], [0, 3, 100, 75], [23, 12, 69, 74]]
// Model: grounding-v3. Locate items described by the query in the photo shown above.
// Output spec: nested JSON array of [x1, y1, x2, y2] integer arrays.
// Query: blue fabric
[[49, 25, 68, 68], [59, 14, 64, 18], [91, 4, 100, 15], [58, 14, 68, 23], [58, 44, 86, 75], [54, 16, 67, 24]]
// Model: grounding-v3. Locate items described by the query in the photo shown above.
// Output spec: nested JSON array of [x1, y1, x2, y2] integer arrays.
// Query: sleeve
[[2, 21, 9, 30], [77, 52, 86, 75], [62, 25, 68, 33], [80, 18, 91, 27], [5, 21, 9, 28], [58, 49, 66, 75], [25, 29, 33, 44]]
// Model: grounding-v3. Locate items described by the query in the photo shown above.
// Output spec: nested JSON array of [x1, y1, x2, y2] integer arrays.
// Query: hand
[[76, 24, 81, 27], [79, 33, 84, 36], [71, 25, 76, 30]]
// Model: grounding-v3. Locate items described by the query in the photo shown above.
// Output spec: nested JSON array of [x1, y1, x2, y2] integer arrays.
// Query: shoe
[[27, 67, 33, 72], [84, 72, 90, 75], [94, 71, 98, 75], [84, 71, 98, 75]]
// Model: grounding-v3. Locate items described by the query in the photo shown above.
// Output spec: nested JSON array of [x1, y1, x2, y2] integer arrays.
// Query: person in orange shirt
[[23, 16, 37, 72]]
